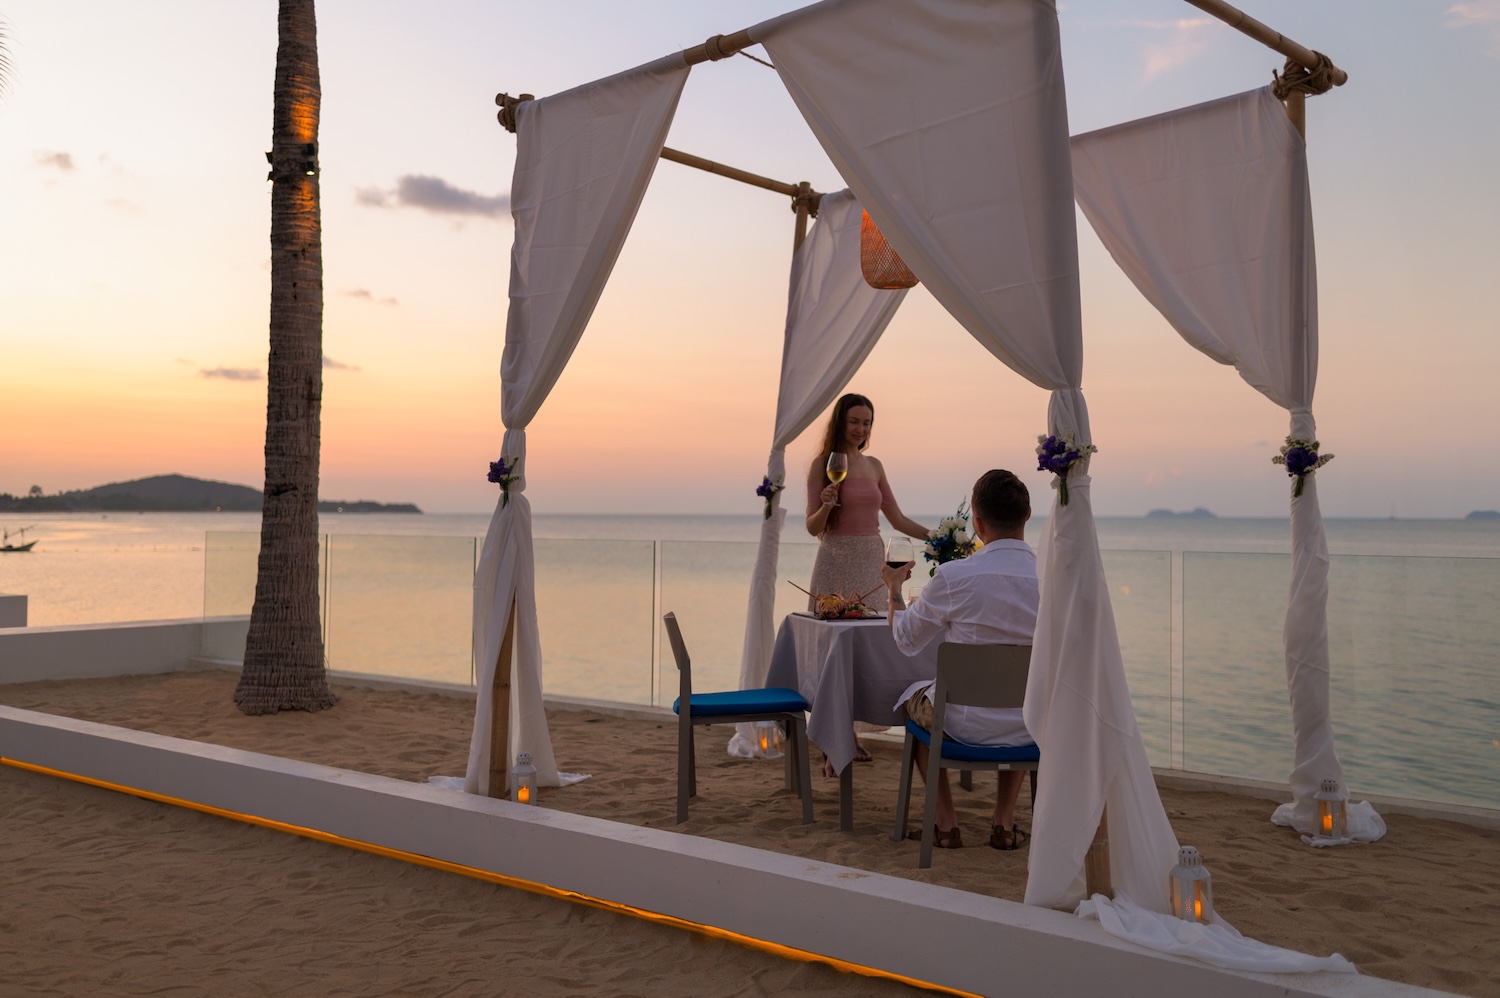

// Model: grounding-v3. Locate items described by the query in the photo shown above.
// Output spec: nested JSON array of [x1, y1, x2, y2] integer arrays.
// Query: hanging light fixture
[[1315, 778, 1348, 840], [860, 211, 919, 290], [511, 751, 538, 805], [1169, 845, 1214, 923]]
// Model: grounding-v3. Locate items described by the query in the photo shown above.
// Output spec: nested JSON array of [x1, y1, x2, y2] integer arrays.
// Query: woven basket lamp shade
[[860, 211, 919, 289]]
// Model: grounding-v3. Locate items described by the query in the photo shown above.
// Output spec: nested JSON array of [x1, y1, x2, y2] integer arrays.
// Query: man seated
[[882, 469, 1037, 851]]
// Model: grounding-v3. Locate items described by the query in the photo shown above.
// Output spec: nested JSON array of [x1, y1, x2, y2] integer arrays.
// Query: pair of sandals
[[906, 824, 1029, 851]]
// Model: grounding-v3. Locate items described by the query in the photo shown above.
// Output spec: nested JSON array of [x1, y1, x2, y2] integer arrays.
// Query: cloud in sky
[[1135, 17, 1217, 83], [322, 355, 360, 371], [199, 367, 261, 382], [1446, 2, 1500, 55], [343, 288, 399, 306], [356, 174, 508, 218], [35, 150, 75, 171]]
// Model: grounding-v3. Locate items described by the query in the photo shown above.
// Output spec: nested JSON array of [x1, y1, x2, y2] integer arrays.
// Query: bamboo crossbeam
[[1184, 0, 1347, 86]]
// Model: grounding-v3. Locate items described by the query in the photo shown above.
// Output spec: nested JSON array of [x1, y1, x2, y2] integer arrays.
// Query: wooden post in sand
[[486, 598, 518, 799], [1084, 805, 1113, 899]]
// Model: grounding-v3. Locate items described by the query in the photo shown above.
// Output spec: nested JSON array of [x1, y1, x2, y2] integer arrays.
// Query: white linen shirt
[[891, 538, 1038, 746]]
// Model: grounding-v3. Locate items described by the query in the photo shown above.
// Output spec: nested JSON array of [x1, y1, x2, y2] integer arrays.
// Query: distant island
[[1145, 507, 1217, 519], [0, 474, 421, 514], [1466, 510, 1500, 521]]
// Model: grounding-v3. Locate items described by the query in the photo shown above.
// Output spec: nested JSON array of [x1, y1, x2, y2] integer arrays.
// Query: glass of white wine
[[825, 452, 848, 506]]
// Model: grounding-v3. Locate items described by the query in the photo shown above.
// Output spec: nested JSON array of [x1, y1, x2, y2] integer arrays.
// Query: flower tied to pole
[[1036, 432, 1097, 507], [487, 456, 521, 508], [1272, 437, 1332, 498], [754, 474, 785, 520]]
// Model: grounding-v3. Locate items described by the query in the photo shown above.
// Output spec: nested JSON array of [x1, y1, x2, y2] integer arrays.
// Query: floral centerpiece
[[487, 456, 521, 508], [923, 501, 977, 577], [1036, 431, 1097, 507], [1272, 437, 1333, 498], [755, 474, 785, 520]]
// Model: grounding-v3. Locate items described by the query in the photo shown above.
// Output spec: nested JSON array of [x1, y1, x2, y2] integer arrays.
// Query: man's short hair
[[972, 470, 1029, 531]]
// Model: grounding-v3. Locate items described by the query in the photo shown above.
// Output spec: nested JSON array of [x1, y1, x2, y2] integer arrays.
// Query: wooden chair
[[891, 642, 1039, 867], [663, 612, 814, 824]]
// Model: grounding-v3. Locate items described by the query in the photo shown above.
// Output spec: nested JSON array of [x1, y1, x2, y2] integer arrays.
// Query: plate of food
[[791, 583, 885, 620]]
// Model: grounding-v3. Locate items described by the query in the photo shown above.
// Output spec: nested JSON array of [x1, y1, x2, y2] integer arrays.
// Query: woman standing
[[806, 393, 928, 614]]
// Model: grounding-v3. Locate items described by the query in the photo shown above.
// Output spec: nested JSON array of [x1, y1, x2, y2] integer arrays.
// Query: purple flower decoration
[[755, 475, 785, 520], [487, 457, 520, 507], [1272, 438, 1332, 498], [1035, 432, 1097, 507]]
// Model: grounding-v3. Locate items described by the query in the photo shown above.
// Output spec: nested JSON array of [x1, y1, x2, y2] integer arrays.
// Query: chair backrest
[[931, 642, 1031, 711], [662, 612, 692, 705]]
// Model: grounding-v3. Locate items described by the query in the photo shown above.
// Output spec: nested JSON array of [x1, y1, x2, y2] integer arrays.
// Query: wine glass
[[885, 536, 915, 605], [825, 452, 848, 506]]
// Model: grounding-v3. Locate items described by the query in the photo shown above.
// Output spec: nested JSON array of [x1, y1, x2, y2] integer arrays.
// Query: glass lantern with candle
[[756, 721, 784, 758], [511, 751, 538, 805], [1169, 845, 1214, 923], [1315, 778, 1347, 840]]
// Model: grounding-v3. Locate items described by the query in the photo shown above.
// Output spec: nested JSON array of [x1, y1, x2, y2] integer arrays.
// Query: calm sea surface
[[3, 511, 1497, 809]]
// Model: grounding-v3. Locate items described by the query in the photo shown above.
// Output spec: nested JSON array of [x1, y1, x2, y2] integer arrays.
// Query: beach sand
[[3, 671, 1497, 997]]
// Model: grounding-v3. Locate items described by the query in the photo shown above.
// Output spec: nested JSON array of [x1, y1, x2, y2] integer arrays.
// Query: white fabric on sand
[[756, 0, 1181, 913], [1072, 88, 1382, 842], [1078, 895, 1356, 975], [464, 54, 689, 795], [731, 190, 906, 758]]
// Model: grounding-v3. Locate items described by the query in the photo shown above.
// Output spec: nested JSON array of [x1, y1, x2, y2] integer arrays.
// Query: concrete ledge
[[0, 706, 1441, 997], [0, 593, 27, 628], [0, 618, 204, 682]]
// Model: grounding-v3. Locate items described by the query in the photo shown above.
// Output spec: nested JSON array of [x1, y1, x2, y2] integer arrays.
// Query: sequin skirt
[[808, 534, 889, 613]]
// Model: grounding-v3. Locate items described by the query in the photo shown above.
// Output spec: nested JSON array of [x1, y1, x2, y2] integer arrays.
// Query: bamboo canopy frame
[[488, 7, 1348, 897]]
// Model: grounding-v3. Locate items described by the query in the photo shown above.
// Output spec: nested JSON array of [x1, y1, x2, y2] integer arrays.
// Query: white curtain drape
[[1071, 87, 1383, 841], [754, 0, 1181, 912], [464, 55, 690, 795], [729, 190, 907, 757]]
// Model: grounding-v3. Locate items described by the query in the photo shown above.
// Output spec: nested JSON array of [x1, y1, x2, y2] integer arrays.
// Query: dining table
[[764, 612, 940, 830]]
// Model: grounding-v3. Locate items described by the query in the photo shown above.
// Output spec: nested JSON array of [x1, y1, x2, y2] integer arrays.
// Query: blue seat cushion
[[905, 718, 1039, 763], [674, 687, 810, 718]]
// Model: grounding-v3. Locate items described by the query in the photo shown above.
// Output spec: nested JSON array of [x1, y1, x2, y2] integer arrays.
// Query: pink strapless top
[[808, 476, 893, 536]]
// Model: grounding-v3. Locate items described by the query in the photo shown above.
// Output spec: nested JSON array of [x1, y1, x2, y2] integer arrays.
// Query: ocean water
[[3, 511, 1497, 809]]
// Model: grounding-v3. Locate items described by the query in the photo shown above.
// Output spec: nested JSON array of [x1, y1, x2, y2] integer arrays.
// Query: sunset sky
[[2, 1, 1496, 517]]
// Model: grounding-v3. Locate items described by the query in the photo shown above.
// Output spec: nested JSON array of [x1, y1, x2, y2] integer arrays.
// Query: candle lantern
[[859, 211, 920, 289], [511, 751, 538, 806], [1168, 845, 1214, 923], [756, 721, 784, 757], [1315, 778, 1347, 840]]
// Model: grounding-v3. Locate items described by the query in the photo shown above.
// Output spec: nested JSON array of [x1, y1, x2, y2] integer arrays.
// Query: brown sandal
[[907, 826, 963, 849], [989, 824, 1030, 851]]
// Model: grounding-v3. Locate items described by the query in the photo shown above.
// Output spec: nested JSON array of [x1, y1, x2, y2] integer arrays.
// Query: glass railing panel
[[202, 531, 327, 661], [323, 534, 476, 685], [1325, 554, 1499, 809], [1101, 549, 1172, 768], [657, 540, 819, 708], [534, 538, 655, 706], [1181, 552, 1295, 783]]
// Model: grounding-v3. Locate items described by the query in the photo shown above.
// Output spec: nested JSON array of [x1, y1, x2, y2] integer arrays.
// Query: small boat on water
[[1, 526, 38, 552]]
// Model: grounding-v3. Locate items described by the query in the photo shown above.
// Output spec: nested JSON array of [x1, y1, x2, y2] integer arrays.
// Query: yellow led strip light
[[2, 756, 978, 998]]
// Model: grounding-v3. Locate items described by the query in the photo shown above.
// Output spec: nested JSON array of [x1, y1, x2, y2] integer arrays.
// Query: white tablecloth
[[765, 613, 939, 774]]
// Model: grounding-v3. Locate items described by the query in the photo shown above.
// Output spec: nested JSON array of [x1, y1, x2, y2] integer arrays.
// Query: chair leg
[[959, 770, 974, 792], [892, 733, 917, 842], [793, 718, 813, 824], [687, 723, 697, 798], [782, 719, 795, 794], [919, 745, 943, 869], [1029, 769, 1038, 807], [839, 763, 854, 833], [676, 713, 691, 825]]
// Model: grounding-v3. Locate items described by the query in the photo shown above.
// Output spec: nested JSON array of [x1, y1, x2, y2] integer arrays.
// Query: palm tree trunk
[[235, 0, 336, 714]]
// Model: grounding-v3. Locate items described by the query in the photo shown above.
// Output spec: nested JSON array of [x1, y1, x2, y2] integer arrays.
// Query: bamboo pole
[[792, 181, 812, 252], [1182, 0, 1346, 85], [1285, 89, 1306, 138], [486, 598, 518, 799], [1084, 805, 1113, 899], [660, 146, 800, 199]]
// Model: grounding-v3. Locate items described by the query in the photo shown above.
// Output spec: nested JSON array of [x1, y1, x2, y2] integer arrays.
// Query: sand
[[2, 671, 1498, 997]]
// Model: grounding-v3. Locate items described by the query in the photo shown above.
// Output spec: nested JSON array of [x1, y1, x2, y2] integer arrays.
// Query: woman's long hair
[[814, 393, 874, 534]]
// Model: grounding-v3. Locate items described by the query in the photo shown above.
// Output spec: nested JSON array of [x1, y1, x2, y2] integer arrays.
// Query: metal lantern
[[756, 720, 784, 758], [1315, 778, 1348, 840], [860, 211, 919, 289], [511, 751, 538, 806], [1169, 846, 1214, 923]]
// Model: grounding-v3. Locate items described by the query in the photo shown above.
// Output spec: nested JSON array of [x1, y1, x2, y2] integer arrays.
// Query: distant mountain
[[1466, 510, 1500, 521], [1145, 507, 1217, 519], [0, 474, 420, 513]]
